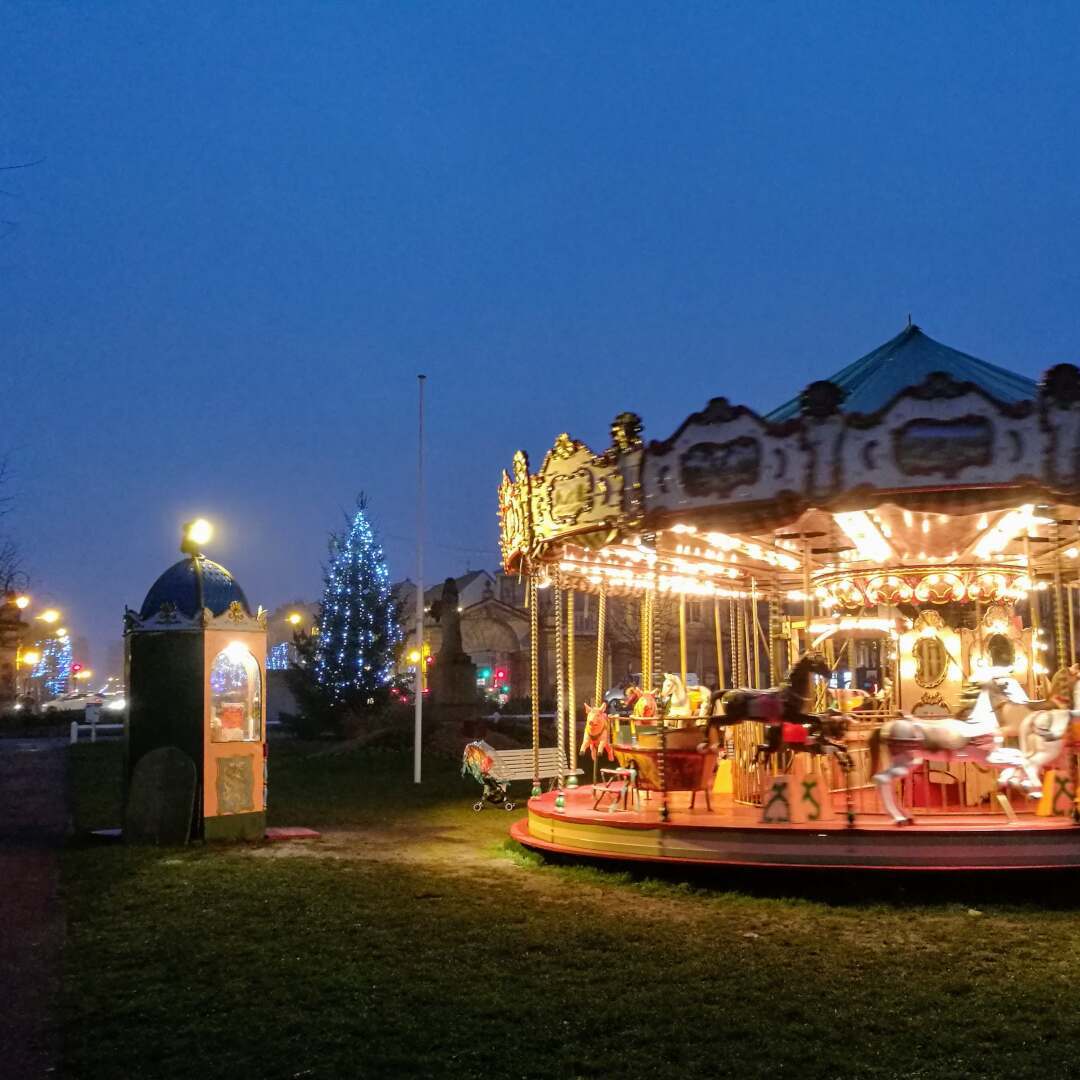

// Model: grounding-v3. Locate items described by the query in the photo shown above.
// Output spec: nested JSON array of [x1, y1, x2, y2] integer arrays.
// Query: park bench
[[465, 743, 583, 811]]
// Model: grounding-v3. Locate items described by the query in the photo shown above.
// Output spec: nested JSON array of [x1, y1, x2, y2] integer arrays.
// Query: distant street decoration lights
[[181, 518, 214, 556]]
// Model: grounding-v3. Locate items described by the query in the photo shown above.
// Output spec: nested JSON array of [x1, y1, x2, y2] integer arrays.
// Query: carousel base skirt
[[512, 788, 1080, 871]]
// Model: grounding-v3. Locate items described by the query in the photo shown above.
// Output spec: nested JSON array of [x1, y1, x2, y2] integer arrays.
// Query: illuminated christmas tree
[[34, 634, 73, 699], [312, 497, 401, 708]]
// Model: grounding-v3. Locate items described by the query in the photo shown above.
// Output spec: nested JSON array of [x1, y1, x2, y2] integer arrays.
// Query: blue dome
[[140, 556, 252, 620]]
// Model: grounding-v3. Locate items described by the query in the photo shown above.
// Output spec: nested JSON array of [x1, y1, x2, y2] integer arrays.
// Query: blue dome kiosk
[[124, 524, 268, 841]]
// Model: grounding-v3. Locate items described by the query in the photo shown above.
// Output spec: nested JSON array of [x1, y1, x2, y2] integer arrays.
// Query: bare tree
[[0, 457, 25, 593], [604, 592, 678, 682]]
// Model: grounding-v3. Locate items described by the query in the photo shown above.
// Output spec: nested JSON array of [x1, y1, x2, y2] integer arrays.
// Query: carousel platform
[[511, 787, 1080, 871]]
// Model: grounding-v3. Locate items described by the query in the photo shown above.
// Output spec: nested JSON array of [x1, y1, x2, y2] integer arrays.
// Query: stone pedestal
[[428, 577, 480, 735]]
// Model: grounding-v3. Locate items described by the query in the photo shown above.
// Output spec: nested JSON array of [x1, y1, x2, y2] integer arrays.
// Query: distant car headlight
[[106, 697, 126, 712]]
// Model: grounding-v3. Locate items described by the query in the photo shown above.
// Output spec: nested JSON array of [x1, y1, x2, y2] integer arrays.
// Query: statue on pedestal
[[429, 579, 478, 722]]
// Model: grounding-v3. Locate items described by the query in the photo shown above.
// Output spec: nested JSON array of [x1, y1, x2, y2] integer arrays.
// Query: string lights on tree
[[313, 496, 402, 707], [34, 634, 73, 698]]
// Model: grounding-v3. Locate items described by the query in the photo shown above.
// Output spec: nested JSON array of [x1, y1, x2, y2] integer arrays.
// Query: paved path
[[0, 739, 68, 1078]]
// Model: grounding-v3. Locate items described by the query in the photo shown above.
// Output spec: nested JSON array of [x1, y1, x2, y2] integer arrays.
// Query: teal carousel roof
[[766, 325, 1038, 421], [139, 556, 252, 621]]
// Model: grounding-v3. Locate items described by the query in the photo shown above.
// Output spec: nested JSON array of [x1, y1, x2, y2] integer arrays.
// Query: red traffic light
[[494, 667, 507, 681], [72, 663, 83, 673]]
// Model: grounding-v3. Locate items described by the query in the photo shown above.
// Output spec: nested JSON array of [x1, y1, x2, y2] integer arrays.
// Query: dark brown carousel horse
[[702, 652, 852, 764], [704, 652, 832, 743]]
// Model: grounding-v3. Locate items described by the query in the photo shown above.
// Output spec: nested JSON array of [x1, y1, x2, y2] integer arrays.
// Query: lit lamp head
[[287, 612, 302, 626], [181, 518, 214, 556], [21, 649, 40, 667], [39, 608, 60, 624], [15, 595, 30, 610]]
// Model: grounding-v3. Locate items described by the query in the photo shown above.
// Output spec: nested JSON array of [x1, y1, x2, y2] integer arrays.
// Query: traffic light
[[72, 663, 83, 674], [494, 667, 507, 682], [478, 667, 492, 680]]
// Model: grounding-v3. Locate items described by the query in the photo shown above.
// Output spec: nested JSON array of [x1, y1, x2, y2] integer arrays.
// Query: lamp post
[[16, 647, 40, 704]]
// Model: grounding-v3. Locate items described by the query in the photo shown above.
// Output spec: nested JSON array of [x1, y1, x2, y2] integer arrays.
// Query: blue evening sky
[[4, 2, 1080, 666]]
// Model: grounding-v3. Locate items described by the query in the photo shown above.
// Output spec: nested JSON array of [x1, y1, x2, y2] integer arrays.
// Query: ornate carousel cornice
[[500, 359, 1080, 574]]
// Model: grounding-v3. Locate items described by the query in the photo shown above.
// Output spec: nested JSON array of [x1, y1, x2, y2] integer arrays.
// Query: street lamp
[[181, 518, 213, 556], [287, 612, 302, 626], [16, 647, 41, 703], [38, 609, 60, 624], [15, 595, 29, 610]]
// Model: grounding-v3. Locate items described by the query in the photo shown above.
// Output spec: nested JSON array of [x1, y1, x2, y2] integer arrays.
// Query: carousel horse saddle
[[720, 689, 783, 723]]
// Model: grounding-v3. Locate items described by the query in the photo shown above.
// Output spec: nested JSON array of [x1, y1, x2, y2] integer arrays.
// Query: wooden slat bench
[[473, 746, 583, 811]]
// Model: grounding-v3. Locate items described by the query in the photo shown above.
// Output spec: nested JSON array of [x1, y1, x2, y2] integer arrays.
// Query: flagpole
[[414, 374, 426, 784]]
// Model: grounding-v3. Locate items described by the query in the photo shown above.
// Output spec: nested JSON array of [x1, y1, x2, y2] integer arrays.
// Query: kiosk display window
[[209, 644, 262, 743]]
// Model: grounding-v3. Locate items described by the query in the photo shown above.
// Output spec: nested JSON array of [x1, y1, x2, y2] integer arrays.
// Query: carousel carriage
[[497, 325, 1080, 869]]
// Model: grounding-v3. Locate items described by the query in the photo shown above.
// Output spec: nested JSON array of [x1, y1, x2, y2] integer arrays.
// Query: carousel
[[493, 325, 1080, 870]]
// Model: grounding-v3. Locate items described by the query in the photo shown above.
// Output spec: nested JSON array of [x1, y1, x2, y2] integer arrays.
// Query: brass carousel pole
[[567, 586, 578, 789], [1025, 534, 1043, 693], [713, 595, 725, 686], [652, 588, 663, 684], [728, 599, 738, 687], [768, 582, 783, 684], [678, 592, 688, 686], [1054, 524, 1066, 672], [802, 533, 812, 657], [742, 598, 753, 687], [751, 579, 762, 689], [554, 574, 566, 811], [640, 595, 650, 690], [529, 574, 541, 796], [594, 582, 607, 708], [654, 579, 668, 823], [1069, 579, 1076, 666]]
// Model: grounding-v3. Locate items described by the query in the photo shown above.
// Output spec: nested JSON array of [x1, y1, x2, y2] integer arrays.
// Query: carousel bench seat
[[488, 747, 583, 788]]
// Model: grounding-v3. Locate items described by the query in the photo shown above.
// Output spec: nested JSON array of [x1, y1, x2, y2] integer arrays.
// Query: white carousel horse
[[660, 673, 711, 719], [870, 678, 1042, 825], [1008, 666, 1080, 785], [978, 667, 1058, 740]]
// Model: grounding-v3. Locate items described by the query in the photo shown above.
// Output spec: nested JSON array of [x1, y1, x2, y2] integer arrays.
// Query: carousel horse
[[623, 685, 659, 720], [704, 652, 833, 747], [869, 677, 1044, 826], [980, 660, 1071, 747], [580, 702, 616, 783], [1000, 666, 1080, 799], [659, 673, 711, 719]]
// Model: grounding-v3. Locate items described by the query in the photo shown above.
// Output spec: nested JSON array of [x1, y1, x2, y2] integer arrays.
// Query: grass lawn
[[63, 739, 1080, 1079]]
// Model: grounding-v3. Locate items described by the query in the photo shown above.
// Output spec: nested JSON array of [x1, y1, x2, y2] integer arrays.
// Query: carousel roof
[[766, 325, 1038, 421], [139, 556, 252, 620]]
